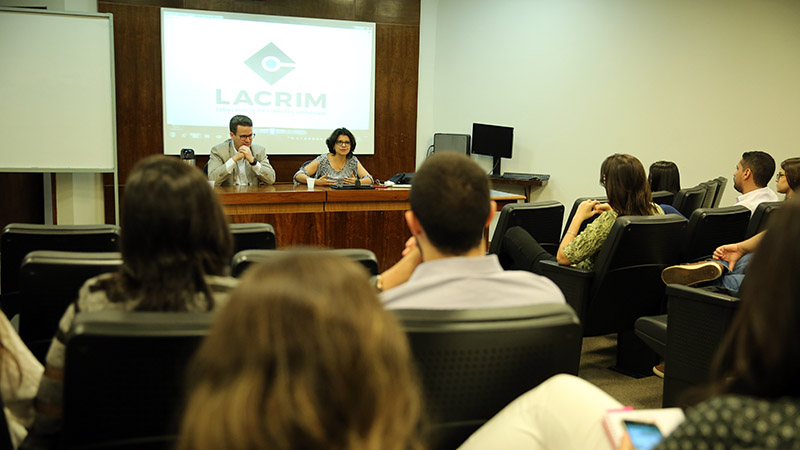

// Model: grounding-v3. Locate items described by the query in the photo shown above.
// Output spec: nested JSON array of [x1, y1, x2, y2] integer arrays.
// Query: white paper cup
[[306, 177, 316, 189]]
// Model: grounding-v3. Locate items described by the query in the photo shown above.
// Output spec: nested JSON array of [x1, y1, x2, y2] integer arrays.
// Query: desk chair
[[18, 251, 123, 363], [540, 215, 686, 376], [489, 201, 564, 268], [393, 304, 581, 450], [745, 201, 782, 238], [231, 248, 379, 277], [0, 224, 120, 318], [229, 222, 277, 254], [61, 311, 213, 450]]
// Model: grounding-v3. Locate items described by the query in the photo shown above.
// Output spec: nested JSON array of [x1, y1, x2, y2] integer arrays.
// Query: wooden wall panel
[[0, 173, 45, 229], [98, 0, 419, 214]]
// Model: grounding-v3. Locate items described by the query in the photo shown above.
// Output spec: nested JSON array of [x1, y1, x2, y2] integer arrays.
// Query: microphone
[[354, 171, 361, 187]]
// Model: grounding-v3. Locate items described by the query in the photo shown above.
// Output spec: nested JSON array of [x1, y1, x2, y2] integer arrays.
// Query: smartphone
[[623, 420, 664, 450]]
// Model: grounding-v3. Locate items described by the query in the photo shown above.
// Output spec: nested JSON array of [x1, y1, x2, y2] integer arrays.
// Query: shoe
[[661, 261, 723, 286], [653, 363, 665, 378]]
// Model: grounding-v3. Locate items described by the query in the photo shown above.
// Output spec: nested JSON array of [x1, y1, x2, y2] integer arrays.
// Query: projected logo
[[245, 43, 296, 85]]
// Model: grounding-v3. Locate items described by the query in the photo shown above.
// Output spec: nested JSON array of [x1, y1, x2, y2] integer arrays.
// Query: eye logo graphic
[[245, 43, 296, 85]]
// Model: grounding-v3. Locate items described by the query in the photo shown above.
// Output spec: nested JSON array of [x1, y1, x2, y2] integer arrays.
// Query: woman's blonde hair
[[177, 253, 423, 450]]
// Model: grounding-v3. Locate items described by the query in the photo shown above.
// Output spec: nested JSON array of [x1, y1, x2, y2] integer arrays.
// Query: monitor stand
[[490, 156, 502, 177]]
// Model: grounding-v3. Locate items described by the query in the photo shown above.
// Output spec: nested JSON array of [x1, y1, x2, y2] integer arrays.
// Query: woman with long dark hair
[[505, 154, 664, 274], [22, 156, 236, 448], [648, 160, 681, 194]]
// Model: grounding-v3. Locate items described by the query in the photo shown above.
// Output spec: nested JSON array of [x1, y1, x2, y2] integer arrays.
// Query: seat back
[[699, 181, 718, 208], [231, 248, 379, 277], [19, 251, 123, 363], [584, 215, 686, 336], [393, 304, 581, 450], [489, 201, 564, 266], [745, 201, 782, 238], [651, 190, 675, 207], [0, 224, 120, 296], [682, 206, 750, 261], [62, 311, 213, 449], [562, 195, 608, 239], [711, 176, 728, 207], [662, 285, 740, 407], [229, 222, 276, 253], [671, 185, 708, 218]]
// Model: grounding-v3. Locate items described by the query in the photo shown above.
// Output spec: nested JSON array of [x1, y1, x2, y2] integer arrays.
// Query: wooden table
[[489, 176, 548, 201], [215, 184, 523, 271]]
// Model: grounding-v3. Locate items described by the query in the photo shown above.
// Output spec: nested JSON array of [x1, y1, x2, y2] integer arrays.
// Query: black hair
[[325, 128, 357, 158], [229, 115, 253, 134], [741, 151, 775, 188], [648, 161, 681, 194], [410, 153, 491, 255], [780, 157, 800, 193]]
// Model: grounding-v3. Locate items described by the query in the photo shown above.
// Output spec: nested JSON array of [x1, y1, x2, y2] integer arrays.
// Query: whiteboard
[[0, 8, 116, 172]]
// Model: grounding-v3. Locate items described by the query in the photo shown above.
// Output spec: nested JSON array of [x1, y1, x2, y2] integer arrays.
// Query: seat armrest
[[539, 260, 594, 320]]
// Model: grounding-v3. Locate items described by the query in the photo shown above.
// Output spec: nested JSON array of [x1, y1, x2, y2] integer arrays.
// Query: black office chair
[[18, 250, 123, 363], [661, 285, 740, 407], [745, 201, 782, 238], [231, 248, 379, 277], [539, 215, 686, 376], [711, 176, 728, 208], [61, 311, 214, 450], [0, 224, 120, 318], [651, 190, 675, 207], [229, 222, 277, 254], [489, 201, 564, 268], [562, 195, 608, 239], [393, 303, 582, 450], [681, 206, 750, 262], [671, 185, 708, 218]]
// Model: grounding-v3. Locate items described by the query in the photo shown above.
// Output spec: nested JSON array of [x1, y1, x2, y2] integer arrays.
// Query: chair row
[[31, 301, 581, 449]]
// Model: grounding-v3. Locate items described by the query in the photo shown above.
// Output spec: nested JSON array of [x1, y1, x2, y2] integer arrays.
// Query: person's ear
[[405, 210, 424, 236], [743, 168, 752, 180], [485, 201, 497, 228]]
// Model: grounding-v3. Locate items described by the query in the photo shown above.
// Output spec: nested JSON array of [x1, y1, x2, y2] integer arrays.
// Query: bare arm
[[557, 200, 602, 265]]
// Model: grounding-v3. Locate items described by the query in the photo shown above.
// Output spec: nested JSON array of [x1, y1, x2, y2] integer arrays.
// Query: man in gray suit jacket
[[208, 115, 276, 185]]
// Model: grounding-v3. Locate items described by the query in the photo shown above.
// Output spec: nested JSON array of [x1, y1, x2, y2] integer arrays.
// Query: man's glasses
[[336, 140, 351, 146], [238, 134, 255, 140]]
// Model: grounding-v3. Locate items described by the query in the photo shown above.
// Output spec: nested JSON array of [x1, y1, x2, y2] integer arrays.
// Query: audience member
[[1, 310, 43, 448], [731, 150, 778, 213], [208, 114, 276, 186], [22, 156, 237, 449], [776, 157, 800, 199], [648, 160, 680, 194], [378, 153, 564, 309], [293, 127, 374, 186], [502, 153, 663, 274], [459, 202, 800, 450], [177, 254, 423, 450]]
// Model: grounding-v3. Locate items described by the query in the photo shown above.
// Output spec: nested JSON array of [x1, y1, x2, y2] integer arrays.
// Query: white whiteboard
[[0, 8, 116, 172]]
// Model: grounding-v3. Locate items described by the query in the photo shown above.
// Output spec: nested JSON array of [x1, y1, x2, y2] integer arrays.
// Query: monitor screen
[[471, 123, 513, 159]]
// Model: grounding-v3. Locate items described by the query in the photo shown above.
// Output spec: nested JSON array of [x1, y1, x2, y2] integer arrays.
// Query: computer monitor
[[471, 123, 513, 177], [433, 133, 471, 156]]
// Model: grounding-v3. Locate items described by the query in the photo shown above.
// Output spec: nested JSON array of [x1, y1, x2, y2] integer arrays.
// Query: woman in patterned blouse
[[293, 127, 374, 186]]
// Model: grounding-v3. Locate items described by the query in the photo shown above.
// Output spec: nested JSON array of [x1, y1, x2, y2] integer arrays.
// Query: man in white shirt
[[378, 153, 565, 310], [733, 150, 778, 214], [208, 115, 276, 186]]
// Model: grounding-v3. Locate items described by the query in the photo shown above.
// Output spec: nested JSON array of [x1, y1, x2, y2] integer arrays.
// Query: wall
[[418, 0, 800, 212]]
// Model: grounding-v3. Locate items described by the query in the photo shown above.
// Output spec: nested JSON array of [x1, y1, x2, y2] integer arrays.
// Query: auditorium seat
[[681, 206, 750, 262], [231, 248, 379, 277], [229, 222, 277, 254], [61, 311, 213, 449], [711, 176, 728, 208], [393, 303, 581, 450], [699, 180, 718, 208], [562, 195, 608, 239], [671, 184, 708, 218], [0, 224, 120, 318], [660, 285, 740, 407], [539, 215, 686, 376], [489, 201, 564, 268], [19, 250, 123, 363], [745, 201, 782, 238], [651, 190, 675, 207]]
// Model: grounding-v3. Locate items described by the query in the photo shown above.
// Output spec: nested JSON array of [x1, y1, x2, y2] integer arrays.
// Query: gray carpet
[[578, 335, 663, 409]]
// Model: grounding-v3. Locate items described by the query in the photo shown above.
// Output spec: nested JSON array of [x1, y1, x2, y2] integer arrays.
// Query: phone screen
[[623, 420, 664, 450]]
